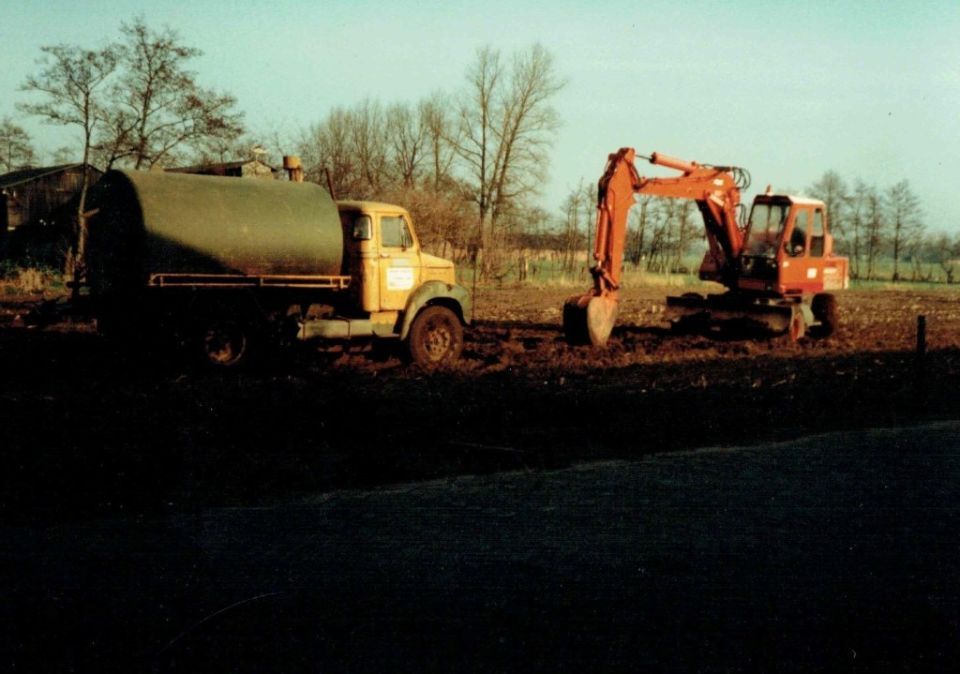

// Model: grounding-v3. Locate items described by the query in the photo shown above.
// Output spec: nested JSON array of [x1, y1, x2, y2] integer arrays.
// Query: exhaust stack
[[283, 155, 304, 183]]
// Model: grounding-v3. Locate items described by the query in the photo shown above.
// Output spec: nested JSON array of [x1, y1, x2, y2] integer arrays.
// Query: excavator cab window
[[746, 202, 790, 257], [809, 209, 825, 257], [788, 209, 809, 257]]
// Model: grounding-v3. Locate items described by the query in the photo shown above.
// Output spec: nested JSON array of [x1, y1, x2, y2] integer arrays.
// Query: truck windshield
[[745, 203, 791, 257]]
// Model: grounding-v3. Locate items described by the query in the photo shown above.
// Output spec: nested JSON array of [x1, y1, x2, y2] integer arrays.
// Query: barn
[[0, 163, 102, 262]]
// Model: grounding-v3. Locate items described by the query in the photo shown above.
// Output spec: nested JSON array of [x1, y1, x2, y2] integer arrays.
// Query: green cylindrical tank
[[87, 170, 343, 297]]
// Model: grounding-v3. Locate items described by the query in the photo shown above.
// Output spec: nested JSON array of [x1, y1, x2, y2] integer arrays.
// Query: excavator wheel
[[563, 293, 618, 347], [810, 293, 838, 338]]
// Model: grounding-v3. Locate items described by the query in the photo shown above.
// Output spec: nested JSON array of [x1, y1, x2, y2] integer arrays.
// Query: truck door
[[377, 213, 421, 310], [340, 209, 380, 312]]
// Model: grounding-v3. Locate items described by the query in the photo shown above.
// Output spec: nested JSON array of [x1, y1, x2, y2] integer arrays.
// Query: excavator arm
[[563, 147, 748, 346]]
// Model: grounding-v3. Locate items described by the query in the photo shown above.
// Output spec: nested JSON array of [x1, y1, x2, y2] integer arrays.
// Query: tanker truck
[[84, 161, 470, 367]]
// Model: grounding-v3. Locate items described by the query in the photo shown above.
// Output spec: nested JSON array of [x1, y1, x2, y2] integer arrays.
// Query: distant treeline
[[2, 17, 950, 285]]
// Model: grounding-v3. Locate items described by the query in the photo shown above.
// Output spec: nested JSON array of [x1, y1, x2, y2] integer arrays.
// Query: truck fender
[[399, 281, 471, 340]]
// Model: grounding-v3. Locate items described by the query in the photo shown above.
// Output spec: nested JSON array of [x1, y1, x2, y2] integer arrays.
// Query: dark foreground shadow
[[1, 325, 957, 523]]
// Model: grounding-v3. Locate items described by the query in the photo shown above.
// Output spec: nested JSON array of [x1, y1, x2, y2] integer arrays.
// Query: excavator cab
[[736, 195, 845, 298]]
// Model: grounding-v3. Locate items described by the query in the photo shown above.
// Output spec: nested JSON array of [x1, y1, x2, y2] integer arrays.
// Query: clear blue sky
[[2, 0, 958, 230]]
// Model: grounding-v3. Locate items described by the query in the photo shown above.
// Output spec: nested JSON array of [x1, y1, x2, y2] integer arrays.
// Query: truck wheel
[[407, 306, 463, 366], [810, 293, 838, 338], [201, 318, 254, 368]]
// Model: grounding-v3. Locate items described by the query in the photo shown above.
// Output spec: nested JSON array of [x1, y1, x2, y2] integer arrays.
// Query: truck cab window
[[352, 215, 372, 240], [381, 215, 412, 248]]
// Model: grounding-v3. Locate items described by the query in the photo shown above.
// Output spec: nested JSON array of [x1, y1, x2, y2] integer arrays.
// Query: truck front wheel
[[407, 305, 463, 366]]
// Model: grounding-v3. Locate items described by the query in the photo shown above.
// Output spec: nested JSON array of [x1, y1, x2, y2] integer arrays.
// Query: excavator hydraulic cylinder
[[649, 152, 698, 173]]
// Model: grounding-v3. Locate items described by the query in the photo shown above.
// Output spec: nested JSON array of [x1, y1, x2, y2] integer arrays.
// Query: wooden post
[[915, 314, 926, 392]]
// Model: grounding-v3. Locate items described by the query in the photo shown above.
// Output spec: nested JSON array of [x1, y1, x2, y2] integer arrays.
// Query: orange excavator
[[563, 147, 849, 346]]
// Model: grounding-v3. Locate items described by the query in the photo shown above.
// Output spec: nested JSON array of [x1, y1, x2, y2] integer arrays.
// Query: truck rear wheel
[[407, 305, 463, 366], [200, 318, 255, 368]]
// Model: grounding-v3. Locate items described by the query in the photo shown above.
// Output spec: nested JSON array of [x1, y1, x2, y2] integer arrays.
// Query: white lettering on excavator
[[387, 267, 415, 290], [807, 268, 817, 279]]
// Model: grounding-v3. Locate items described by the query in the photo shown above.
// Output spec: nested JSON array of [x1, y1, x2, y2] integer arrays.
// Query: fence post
[[915, 315, 926, 392]]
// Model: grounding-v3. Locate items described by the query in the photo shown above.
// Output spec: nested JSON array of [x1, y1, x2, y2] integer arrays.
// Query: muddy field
[[1, 284, 959, 518], [4, 284, 960, 671]]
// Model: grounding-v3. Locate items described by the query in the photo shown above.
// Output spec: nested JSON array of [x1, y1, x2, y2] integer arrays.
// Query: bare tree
[[298, 107, 359, 197], [97, 18, 244, 169], [50, 145, 76, 165], [671, 200, 698, 273], [559, 182, 587, 274], [456, 46, 500, 267], [196, 125, 293, 174], [18, 43, 119, 290], [863, 184, 885, 280], [885, 180, 923, 282], [628, 197, 652, 268], [454, 44, 564, 277], [807, 171, 849, 249], [420, 92, 458, 194], [847, 179, 870, 279], [0, 118, 36, 172], [487, 45, 564, 227], [348, 99, 388, 197], [385, 102, 426, 188], [931, 232, 960, 284], [644, 200, 673, 272]]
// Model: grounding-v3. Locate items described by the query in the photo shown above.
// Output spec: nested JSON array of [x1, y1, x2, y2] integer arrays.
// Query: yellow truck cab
[[295, 200, 470, 365]]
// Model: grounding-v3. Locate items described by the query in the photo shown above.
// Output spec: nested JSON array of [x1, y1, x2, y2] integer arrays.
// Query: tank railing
[[148, 273, 351, 289]]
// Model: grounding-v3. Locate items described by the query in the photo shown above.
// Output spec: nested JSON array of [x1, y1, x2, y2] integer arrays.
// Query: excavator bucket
[[563, 293, 619, 347]]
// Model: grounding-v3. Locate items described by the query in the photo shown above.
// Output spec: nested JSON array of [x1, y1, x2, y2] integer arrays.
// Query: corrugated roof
[[0, 164, 90, 189]]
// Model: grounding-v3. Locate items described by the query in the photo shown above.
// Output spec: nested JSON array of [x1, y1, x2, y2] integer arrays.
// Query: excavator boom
[[563, 147, 747, 345]]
